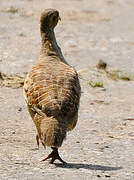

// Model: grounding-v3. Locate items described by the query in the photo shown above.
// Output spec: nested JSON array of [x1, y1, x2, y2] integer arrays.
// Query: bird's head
[[40, 9, 61, 32]]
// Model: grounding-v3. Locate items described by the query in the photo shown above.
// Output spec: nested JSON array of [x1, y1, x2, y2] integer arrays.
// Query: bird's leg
[[36, 134, 46, 149], [36, 134, 39, 149], [41, 147, 66, 164], [41, 141, 46, 149]]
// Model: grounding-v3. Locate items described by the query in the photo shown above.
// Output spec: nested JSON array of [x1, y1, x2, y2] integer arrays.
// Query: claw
[[41, 147, 66, 164]]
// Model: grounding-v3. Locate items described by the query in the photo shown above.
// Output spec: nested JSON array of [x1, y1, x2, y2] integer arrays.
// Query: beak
[[58, 16, 61, 21]]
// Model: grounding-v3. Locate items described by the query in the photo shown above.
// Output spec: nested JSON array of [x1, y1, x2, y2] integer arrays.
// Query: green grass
[[89, 80, 104, 88], [106, 70, 133, 81]]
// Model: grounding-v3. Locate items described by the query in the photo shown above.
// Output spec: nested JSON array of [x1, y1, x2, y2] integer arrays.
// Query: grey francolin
[[23, 9, 81, 164]]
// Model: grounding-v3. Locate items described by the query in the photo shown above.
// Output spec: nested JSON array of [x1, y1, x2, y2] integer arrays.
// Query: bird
[[23, 8, 81, 164]]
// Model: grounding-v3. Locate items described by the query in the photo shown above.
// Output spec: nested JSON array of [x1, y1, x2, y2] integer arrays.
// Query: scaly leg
[[41, 147, 66, 164], [36, 134, 39, 149]]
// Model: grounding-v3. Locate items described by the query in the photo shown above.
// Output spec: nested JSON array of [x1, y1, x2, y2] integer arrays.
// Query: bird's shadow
[[54, 162, 122, 171]]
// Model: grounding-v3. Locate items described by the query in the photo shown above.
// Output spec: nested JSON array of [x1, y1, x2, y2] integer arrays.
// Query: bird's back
[[24, 56, 81, 132]]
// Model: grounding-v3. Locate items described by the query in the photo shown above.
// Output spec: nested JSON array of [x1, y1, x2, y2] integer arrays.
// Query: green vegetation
[[106, 70, 133, 81], [88, 80, 104, 88]]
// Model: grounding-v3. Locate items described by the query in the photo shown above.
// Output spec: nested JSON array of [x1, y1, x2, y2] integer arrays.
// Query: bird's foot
[[41, 147, 66, 164]]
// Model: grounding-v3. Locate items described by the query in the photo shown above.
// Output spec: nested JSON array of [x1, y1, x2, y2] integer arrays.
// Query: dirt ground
[[0, 0, 134, 179]]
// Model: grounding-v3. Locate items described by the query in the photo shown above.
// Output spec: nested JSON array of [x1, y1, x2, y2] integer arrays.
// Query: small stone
[[18, 33, 26, 37], [97, 60, 107, 70], [105, 175, 111, 178], [18, 107, 22, 112]]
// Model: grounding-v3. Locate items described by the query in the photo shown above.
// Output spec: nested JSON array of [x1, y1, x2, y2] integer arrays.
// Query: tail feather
[[40, 116, 66, 148]]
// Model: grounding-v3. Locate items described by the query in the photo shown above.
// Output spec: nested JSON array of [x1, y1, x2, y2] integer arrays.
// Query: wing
[[24, 60, 81, 120]]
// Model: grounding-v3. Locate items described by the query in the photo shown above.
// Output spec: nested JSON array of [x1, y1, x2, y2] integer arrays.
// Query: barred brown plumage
[[23, 8, 81, 164]]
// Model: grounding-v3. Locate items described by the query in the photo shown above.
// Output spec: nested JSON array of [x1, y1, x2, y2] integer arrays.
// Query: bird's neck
[[40, 29, 66, 63]]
